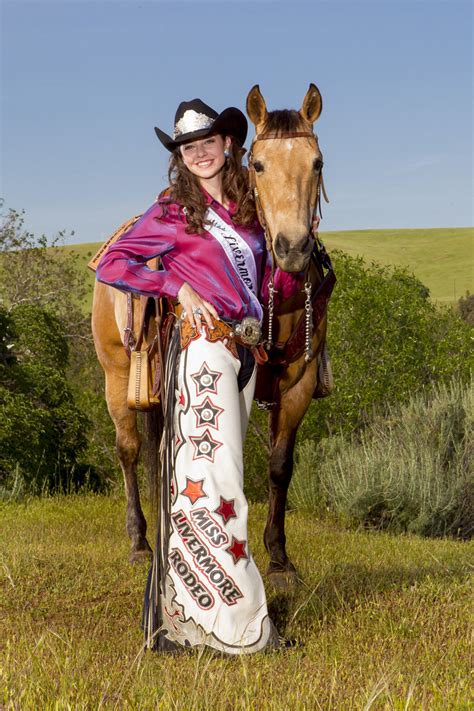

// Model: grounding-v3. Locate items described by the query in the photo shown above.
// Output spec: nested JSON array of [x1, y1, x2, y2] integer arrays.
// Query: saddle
[[125, 294, 170, 411], [88, 214, 169, 411]]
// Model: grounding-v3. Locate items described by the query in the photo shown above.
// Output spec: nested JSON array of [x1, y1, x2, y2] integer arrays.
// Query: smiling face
[[179, 134, 231, 183]]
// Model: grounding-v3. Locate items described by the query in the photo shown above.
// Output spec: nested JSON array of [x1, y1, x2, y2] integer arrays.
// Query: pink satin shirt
[[96, 190, 304, 323]]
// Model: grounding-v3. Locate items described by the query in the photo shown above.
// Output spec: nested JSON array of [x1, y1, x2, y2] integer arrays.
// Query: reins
[[247, 129, 331, 360]]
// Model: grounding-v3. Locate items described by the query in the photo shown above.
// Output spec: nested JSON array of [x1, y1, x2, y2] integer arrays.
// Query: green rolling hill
[[323, 227, 473, 304]]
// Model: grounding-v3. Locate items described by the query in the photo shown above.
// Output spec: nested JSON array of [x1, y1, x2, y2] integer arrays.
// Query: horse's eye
[[313, 158, 323, 172], [253, 161, 264, 173]]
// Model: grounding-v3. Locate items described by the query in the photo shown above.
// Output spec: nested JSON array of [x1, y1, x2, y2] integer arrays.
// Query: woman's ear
[[224, 136, 232, 151]]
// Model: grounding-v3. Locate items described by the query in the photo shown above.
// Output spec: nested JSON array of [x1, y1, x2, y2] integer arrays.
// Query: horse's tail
[[142, 407, 163, 512]]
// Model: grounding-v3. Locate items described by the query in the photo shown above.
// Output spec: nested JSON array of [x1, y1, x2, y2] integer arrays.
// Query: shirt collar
[[200, 187, 237, 217]]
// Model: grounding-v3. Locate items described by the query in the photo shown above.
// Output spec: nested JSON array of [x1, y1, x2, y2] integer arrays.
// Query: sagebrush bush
[[288, 378, 473, 538], [457, 292, 474, 326]]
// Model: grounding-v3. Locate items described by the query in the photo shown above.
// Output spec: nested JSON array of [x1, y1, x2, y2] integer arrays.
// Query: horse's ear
[[246, 84, 268, 128], [300, 83, 323, 124]]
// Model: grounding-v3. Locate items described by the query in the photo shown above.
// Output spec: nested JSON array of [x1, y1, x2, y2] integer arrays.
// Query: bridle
[[247, 129, 331, 358], [247, 130, 329, 253]]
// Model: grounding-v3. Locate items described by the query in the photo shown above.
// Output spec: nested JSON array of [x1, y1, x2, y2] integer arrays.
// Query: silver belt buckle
[[234, 317, 262, 347]]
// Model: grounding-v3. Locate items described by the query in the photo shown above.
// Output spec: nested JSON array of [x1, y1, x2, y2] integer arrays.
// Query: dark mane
[[262, 110, 305, 136]]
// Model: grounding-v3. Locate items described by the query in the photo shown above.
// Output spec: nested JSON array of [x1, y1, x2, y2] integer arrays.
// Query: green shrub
[[0, 206, 117, 495], [245, 253, 473, 502], [289, 379, 473, 538], [0, 304, 96, 496], [298, 252, 473, 444]]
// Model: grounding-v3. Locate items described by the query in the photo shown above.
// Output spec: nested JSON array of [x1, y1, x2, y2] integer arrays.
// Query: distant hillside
[[323, 227, 473, 304], [69, 227, 473, 311]]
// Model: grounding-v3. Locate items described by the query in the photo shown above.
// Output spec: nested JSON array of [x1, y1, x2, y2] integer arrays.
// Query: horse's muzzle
[[273, 232, 313, 271]]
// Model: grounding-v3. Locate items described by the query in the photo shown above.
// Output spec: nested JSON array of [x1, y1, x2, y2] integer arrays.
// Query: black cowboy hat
[[154, 98, 248, 152]]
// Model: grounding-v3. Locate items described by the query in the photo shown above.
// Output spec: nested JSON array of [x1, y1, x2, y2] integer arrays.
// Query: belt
[[179, 315, 268, 365]]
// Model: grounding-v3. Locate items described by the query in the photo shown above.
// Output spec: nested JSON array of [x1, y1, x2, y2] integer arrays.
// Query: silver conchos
[[173, 110, 214, 139], [233, 317, 262, 347]]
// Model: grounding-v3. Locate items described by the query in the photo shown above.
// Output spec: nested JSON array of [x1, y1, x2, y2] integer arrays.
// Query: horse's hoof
[[267, 568, 299, 591], [129, 547, 153, 564]]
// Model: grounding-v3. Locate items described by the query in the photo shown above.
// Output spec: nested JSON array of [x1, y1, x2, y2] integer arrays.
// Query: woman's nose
[[195, 143, 207, 158]]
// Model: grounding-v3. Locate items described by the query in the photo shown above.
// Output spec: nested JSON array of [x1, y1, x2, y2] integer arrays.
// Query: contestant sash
[[205, 208, 263, 322]]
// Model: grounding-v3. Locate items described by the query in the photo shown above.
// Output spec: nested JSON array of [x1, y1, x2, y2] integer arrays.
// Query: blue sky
[[1, 0, 472, 244]]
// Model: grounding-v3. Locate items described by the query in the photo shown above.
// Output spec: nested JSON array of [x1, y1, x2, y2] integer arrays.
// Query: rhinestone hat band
[[173, 110, 215, 139]]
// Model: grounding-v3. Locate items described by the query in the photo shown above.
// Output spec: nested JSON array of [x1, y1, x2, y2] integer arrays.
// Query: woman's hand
[[177, 282, 219, 331]]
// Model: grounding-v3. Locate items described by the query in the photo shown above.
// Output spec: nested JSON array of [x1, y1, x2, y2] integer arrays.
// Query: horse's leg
[[264, 362, 317, 588], [92, 282, 152, 563], [105, 364, 152, 562]]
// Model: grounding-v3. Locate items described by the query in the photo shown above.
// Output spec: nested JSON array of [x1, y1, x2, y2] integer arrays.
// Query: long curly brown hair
[[166, 138, 256, 234]]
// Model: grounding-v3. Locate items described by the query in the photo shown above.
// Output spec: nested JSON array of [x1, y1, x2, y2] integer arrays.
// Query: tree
[[0, 204, 115, 495], [0, 204, 89, 333]]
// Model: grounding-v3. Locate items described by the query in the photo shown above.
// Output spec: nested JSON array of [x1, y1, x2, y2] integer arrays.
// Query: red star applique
[[178, 389, 186, 407], [192, 397, 224, 430], [189, 429, 222, 463], [226, 536, 248, 564], [180, 477, 207, 505], [214, 497, 237, 525]]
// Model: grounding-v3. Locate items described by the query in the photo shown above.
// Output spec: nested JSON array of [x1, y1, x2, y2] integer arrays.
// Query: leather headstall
[[247, 128, 335, 371], [247, 130, 329, 250]]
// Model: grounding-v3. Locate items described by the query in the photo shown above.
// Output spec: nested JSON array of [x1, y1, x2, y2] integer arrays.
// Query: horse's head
[[246, 84, 324, 273]]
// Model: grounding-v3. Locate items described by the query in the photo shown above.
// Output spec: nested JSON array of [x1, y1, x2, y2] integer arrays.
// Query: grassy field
[[70, 226, 473, 311], [1, 495, 472, 709], [323, 227, 473, 304]]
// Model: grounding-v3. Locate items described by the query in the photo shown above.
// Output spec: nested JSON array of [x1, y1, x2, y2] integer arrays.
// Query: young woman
[[96, 99, 304, 654]]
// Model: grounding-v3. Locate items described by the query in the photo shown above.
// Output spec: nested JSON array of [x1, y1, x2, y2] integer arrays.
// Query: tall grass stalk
[[289, 378, 473, 537]]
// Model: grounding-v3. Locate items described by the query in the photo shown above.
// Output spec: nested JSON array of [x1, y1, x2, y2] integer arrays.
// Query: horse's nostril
[[274, 234, 290, 258], [275, 233, 313, 258], [301, 235, 311, 252]]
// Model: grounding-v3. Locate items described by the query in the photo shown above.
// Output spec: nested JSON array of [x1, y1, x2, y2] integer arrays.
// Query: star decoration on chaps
[[180, 477, 208, 505], [192, 397, 224, 430], [189, 429, 222, 463], [214, 497, 237, 525], [190, 362, 222, 396], [226, 536, 248, 564]]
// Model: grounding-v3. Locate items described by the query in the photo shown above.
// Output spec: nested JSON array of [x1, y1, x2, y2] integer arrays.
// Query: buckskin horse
[[91, 83, 334, 588]]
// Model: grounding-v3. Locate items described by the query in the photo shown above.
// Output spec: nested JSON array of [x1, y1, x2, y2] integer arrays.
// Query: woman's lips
[[195, 159, 213, 168]]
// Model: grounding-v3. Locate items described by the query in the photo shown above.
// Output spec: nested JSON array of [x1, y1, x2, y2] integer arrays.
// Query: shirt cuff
[[160, 271, 185, 299]]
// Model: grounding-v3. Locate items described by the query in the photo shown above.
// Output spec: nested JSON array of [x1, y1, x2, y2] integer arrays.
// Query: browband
[[252, 131, 315, 142]]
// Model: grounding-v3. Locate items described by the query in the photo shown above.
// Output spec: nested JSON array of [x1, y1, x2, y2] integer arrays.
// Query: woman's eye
[[205, 138, 216, 144], [253, 161, 264, 173]]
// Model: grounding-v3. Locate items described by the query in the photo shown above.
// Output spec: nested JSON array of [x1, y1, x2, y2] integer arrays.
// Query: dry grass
[[1, 495, 472, 709]]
